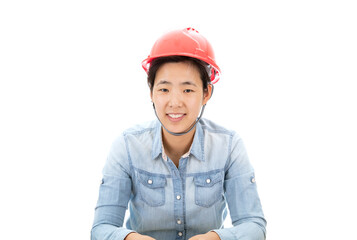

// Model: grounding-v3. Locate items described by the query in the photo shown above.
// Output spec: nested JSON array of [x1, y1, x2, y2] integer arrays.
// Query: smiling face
[[151, 61, 211, 135]]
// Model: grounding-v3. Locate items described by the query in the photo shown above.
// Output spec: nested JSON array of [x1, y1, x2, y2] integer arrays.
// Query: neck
[[162, 127, 195, 159]]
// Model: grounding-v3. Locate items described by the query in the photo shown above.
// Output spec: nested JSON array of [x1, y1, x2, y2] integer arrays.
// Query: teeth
[[168, 114, 184, 118]]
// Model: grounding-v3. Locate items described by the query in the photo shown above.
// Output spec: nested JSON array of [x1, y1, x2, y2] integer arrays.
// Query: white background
[[1, 1, 356, 239]]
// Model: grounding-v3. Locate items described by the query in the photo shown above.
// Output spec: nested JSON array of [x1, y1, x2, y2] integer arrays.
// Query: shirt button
[[178, 232, 183, 237], [176, 195, 181, 200], [206, 178, 211, 184], [251, 177, 256, 183], [177, 219, 182, 224], [147, 179, 153, 184]]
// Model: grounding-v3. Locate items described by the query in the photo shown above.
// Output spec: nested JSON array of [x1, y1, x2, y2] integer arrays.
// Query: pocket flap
[[138, 172, 166, 189], [194, 171, 223, 187]]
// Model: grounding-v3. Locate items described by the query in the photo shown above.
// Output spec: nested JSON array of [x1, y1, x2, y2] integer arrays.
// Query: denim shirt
[[91, 119, 266, 240]]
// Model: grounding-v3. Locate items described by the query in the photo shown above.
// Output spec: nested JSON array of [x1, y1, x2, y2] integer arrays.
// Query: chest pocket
[[137, 171, 166, 207], [194, 171, 224, 207]]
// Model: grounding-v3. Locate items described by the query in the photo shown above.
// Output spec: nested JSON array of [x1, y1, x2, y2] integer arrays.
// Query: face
[[151, 61, 211, 135]]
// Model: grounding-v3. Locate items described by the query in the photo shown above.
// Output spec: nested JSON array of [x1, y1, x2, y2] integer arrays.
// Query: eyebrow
[[156, 80, 198, 87]]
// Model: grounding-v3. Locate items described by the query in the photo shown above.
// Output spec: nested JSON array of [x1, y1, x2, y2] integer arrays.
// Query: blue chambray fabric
[[91, 118, 266, 240]]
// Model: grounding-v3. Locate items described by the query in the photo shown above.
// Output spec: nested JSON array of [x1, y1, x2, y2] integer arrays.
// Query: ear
[[150, 87, 153, 102], [202, 84, 213, 105]]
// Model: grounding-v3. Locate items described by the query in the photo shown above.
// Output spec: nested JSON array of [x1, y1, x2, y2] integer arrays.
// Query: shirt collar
[[151, 120, 205, 162]]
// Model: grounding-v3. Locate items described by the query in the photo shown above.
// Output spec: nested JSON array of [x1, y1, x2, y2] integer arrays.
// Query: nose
[[168, 90, 183, 108]]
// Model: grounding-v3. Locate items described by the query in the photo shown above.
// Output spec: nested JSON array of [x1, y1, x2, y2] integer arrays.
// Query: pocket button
[[206, 178, 211, 184], [147, 179, 153, 184]]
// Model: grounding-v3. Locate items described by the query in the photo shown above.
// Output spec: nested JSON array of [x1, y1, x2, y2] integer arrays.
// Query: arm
[[91, 134, 135, 240], [213, 133, 267, 240], [189, 231, 221, 240], [124, 232, 156, 240]]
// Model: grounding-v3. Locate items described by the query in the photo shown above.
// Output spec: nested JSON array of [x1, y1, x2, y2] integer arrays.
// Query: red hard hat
[[142, 27, 221, 84]]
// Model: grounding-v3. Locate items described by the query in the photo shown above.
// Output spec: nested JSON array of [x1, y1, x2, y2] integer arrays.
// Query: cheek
[[152, 95, 166, 112], [188, 97, 204, 111]]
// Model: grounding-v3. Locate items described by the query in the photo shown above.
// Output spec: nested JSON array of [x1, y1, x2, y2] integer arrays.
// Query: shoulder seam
[[123, 126, 156, 136]]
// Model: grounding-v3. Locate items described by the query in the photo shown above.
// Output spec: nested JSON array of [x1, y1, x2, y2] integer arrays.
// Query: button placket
[[167, 159, 186, 240]]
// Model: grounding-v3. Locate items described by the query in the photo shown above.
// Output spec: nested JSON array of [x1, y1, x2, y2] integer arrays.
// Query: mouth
[[167, 113, 186, 122]]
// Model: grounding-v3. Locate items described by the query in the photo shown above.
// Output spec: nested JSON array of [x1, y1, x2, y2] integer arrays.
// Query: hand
[[124, 232, 156, 240], [189, 231, 221, 240]]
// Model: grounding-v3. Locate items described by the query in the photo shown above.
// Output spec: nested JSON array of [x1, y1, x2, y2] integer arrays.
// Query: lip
[[166, 113, 186, 122]]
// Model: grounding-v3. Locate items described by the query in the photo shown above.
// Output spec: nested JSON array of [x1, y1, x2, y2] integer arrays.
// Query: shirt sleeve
[[213, 133, 267, 240], [91, 134, 135, 240]]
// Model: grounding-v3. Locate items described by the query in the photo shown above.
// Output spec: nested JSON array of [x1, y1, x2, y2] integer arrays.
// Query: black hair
[[147, 56, 211, 92]]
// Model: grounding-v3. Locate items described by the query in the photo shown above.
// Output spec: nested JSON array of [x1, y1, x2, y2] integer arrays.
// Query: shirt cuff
[[212, 221, 266, 240], [114, 228, 136, 240], [211, 229, 235, 240]]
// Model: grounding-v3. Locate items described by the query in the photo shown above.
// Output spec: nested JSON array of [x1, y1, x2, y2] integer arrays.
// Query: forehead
[[154, 61, 202, 86]]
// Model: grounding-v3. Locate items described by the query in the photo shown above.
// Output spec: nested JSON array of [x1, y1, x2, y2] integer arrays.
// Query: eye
[[184, 89, 194, 93], [159, 88, 169, 93]]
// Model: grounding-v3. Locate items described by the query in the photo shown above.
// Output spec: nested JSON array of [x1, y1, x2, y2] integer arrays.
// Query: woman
[[91, 28, 266, 240]]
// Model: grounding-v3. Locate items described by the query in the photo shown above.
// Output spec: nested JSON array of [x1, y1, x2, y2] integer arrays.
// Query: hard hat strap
[[152, 103, 206, 136]]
